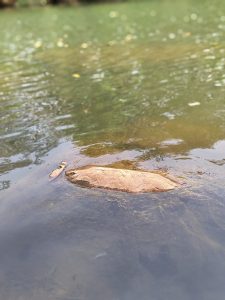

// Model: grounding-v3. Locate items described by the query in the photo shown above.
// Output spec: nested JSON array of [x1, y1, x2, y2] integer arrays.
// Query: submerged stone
[[49, 161, 67, 179], [65, 166, 180, 193]]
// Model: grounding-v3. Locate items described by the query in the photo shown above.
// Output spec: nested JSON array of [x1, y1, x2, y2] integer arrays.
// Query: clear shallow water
[[1, 1, 225, 299]]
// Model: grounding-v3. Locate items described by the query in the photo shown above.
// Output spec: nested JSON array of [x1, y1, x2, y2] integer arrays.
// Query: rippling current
[[1, 1, 225, 299]]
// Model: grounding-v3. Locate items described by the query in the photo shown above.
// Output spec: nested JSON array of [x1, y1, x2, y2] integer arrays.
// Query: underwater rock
[[66, 166, 180, 193], [49, 161, 67, 179]]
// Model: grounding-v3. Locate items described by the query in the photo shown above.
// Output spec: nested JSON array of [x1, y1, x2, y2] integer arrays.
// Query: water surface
[[1, 1, 225, 299]]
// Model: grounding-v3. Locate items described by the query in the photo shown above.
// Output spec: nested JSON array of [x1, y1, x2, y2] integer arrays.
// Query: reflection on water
[[1, 0, 225, 299]]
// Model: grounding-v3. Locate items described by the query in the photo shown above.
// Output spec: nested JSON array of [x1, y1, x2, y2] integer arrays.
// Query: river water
[[1, 1, 225, 299]]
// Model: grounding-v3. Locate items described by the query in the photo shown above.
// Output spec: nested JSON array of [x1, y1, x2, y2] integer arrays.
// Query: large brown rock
[[66, 166, 180, 193]]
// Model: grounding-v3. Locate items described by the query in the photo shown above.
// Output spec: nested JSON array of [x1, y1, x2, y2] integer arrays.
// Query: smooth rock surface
[[66, 166, 180, 193]]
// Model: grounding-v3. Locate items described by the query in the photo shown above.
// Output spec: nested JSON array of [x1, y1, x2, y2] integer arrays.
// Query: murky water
[[1, 1, 225, 299]]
